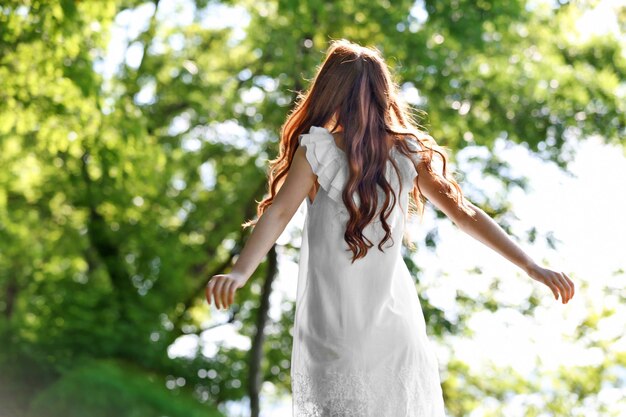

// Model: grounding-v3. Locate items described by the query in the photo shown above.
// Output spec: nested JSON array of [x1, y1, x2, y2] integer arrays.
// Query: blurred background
[[1, 0, 625, 416]]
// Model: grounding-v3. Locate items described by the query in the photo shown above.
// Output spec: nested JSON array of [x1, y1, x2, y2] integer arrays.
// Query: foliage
[[0, 0, 624, 415], [27, 359, 221, 417]]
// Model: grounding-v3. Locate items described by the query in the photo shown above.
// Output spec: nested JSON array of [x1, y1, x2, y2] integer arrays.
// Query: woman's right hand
[[205, 272, 249, 310], [527, 263, 575, 304]]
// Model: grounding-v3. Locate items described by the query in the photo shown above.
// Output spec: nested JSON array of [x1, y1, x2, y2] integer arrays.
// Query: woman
[[206, 38, 575, 416]]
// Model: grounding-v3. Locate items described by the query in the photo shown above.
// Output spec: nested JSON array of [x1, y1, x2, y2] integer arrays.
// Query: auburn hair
[[243, 38, 475, 263]]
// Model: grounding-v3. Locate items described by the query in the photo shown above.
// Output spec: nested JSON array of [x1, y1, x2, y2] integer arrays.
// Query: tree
[[0, 0, 624, 416]]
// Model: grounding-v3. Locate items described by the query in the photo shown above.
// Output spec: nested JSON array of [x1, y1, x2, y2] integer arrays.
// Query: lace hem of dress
[[291, 361, 439, 417]]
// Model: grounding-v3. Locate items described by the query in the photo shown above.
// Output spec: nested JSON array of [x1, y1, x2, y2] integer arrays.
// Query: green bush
[[28, 359, 223, 417]]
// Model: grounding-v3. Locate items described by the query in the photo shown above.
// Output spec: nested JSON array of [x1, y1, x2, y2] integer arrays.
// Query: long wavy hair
[[243, 39, 475, 263]]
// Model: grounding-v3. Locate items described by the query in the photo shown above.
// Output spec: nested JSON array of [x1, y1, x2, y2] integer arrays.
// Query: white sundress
[[290, 125, 447, 416]]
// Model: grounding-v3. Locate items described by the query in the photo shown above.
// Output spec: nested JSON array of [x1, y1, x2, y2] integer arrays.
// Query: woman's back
[[291, 125, 446, 416]]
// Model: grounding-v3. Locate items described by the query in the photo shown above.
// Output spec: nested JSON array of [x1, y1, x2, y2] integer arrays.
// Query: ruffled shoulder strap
[[298, 126, 348, 205]]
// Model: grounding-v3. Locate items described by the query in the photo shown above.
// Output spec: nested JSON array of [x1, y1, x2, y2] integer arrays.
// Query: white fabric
[[291, 126, 447, 416]]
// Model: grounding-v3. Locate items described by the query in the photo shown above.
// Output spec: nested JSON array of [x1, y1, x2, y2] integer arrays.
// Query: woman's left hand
[[205, 272, 248, 310]]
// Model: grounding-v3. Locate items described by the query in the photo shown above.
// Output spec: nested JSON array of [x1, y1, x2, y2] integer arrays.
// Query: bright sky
[[96, 0, 626, 415]]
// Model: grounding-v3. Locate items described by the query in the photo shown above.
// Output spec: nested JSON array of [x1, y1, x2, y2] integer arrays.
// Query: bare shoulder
[[415, 159, 449, 194], [415, 159, 462, 217], [293, 145, 315, 178], [269, 145, 317, 219]]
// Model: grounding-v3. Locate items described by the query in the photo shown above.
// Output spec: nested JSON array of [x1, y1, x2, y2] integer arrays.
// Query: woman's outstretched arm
[[416, 161, 575, 304], [206, 146, 316, 310]]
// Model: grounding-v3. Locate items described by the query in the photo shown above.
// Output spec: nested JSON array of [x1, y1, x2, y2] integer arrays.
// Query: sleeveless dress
[[291, 126, 447, 417]]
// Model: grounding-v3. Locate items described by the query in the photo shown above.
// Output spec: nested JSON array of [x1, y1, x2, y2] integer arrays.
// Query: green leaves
[[1, 0, 624, 415], [29, 359, 223, 417]]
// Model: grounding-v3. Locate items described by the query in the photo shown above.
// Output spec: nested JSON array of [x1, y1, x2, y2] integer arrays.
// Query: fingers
[[206, 275, 221, 308], [205, 283, 212, 305], [533, 266, 575, 304], [560, 272, 575, 303], [557, 272, 571, 303], [206, 275, 237, 310], [548, 281, 559, 301], [220, 279, 231, 309], [552, 273, 567, 303], [227, 279, 237, 306], [213, 278, 226, 309], [205, 275, 218, 306], [550, 271, 575, 304], [567, 273, 575, 299]]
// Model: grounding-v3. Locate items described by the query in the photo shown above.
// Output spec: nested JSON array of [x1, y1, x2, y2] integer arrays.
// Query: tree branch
[[248, 244, 278, 417]]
